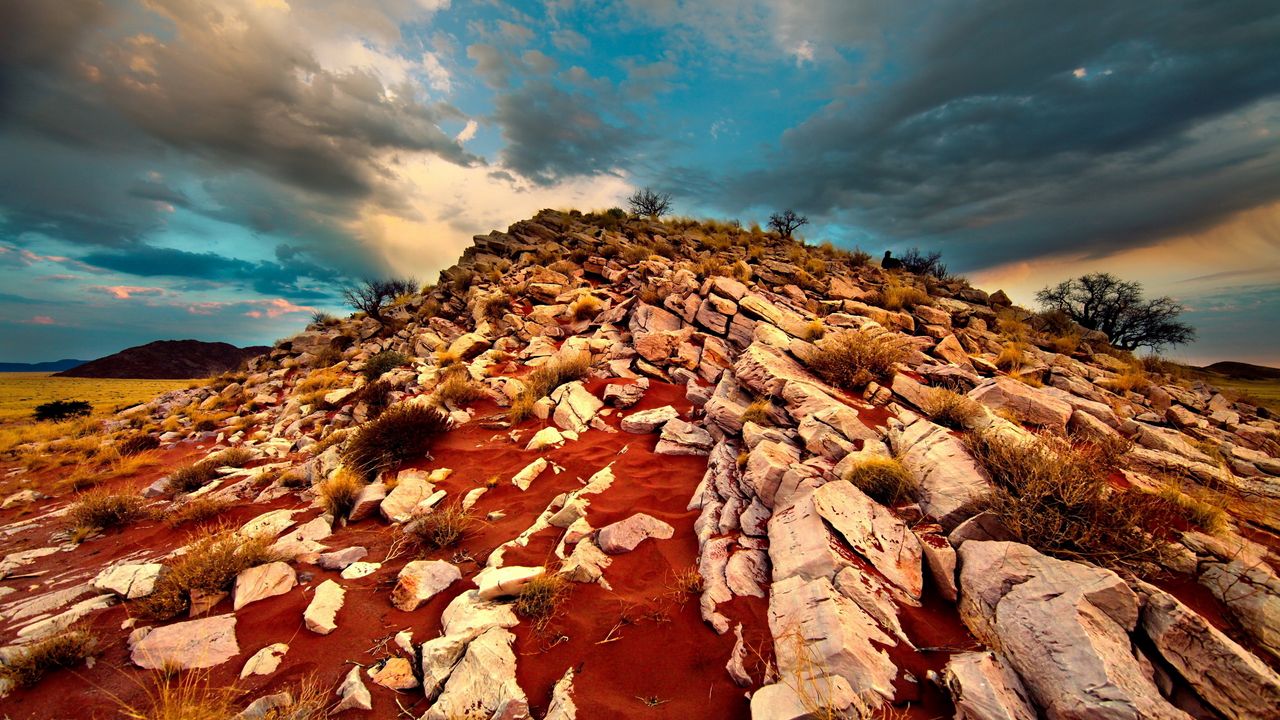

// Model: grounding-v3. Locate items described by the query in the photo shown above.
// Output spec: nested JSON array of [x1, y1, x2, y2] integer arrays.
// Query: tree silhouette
[[1036, 273, 1195, 351]]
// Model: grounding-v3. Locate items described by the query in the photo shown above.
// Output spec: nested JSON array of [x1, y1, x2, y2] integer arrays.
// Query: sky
[[1, 1, 1278, 366]]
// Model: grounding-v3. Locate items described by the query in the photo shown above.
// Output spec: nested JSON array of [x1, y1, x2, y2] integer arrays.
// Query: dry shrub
[[514, 573, 568, 632], [65, 491, 150, 536], [573, 294, 604, 321], [842, 456, 916, 506], [965, 429, 1169, 572], [434, 348, 462, 367], [994, 343, 1027, 373], [740, 399, 773, 426], [806, 329, 910, 392], [295, 369, 344, 395], [918, 388, 983, 430], [1156, 481, 1227, 534], [0, 629, 98, 688], [165, 497, 232, 528], [669, 566, 704, 596], [803, 319, 825, 341], [479, 293, 511, 323], [1103, 367, 1150, 394], [525, 352, 591, 399], [506, 391, 538, 425], [117, 433, 161, 456], [879, 283, 930, 311], [166, 448, 253, 494], [316, 469, 364, 521], [342, 404, 450, 480], [363, 350, 407, 382], [405, 504, 472, 552], [117, 672, 326, 720], [731, 260, 753, 283], [434, 373, 488, 406], [354, 378, 393, 418], [135, 528, 280, 620]]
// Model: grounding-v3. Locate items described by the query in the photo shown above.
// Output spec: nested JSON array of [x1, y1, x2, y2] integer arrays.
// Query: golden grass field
[[0, 372, 197, 421], [1196, 374, 1280, 414]]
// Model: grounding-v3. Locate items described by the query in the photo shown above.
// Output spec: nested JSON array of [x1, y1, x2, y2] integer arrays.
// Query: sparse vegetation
[[165, 496, 233, 528], [116, 432, 160, 456], [965, 429, 1169, 572], [897, 248, 948, 279], [918, 388, 983, 429], [342, 404, 450, 480], [570, 294, 603, 321], [1156, 481, 1227, 534], [135, 528, 280, 620], [166, 447, 253, 494], [342, 277, 417, 322], [65, 491, 150, 537], [627, 187, 672, 218], [434, 372, 488, 406], [405, 504, 472, 551], [362, 350, 408, 381], [842, 456, 916, 506], [34, 399, 93, 422], [514, 572, 569, 632], [740, 399, 773, 426], [878, 283, 931, 311], [316, 469, 364, 522], [524, 352, 592, 399], [507, 391, 538, 424], [806, 329, 910, 392], [0, 629, 99, 688]]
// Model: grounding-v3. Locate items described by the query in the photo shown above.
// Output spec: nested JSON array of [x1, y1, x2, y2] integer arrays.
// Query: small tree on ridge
[[768, 209, 809, 239], [627, 188, 672, 218], [1036, 273, 1195, 351]]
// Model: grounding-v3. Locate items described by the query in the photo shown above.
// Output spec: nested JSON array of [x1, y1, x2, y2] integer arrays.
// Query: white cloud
[[793, 40, 815, 65], [421, 51, 452, 93], [1072, 67, 1087, 78], [455, 119, 478, 143]]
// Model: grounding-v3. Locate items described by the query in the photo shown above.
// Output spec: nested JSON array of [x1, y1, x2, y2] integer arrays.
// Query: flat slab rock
[[654, 418, 714, 456], [597, 513, 675, 554], [233, 561, 296, 610], [392, 560, 461, 611], [131, 614, 239, 670], [620, 405, 679, 433]]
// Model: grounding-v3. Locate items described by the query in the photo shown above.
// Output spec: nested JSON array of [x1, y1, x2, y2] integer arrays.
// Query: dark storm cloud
[[79, 245, 344, 300], [713, 0, 1280, 269]]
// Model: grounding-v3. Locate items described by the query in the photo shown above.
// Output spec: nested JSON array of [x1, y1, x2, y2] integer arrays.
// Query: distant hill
[[55, 340, 268, 379], [0, 358, 86, 372], [1198, 361, 1280, 381]]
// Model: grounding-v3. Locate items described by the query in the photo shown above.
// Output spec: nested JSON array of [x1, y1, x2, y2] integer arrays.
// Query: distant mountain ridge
[[0, 358, 86, 373], [54, 340, 269, 379], [1199, 361, 1280, 381]]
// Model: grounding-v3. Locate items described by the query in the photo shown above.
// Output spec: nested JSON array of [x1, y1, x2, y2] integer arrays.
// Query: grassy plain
[[1197, 374, 1280, 414], [0, 372, 196, 421]]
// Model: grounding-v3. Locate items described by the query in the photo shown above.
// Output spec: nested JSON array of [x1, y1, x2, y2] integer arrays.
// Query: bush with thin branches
[[0, 629, 99, 688], [135, 528, 280, 620], [405, 504, 472, 552], [805, 329, 910, 392], [342, 404, 450, 480]]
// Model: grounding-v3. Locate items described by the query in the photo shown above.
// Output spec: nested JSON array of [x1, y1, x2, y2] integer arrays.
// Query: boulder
[[93, 562, 164, 599], [240, 643, 288, 679], [476, 566, 545, 600], [893, 419, 993, 529], [370, 657, 419, 691], [131, 614, 239, 670], [334, 666, 372, 713], [550, 381, 603, 433], [380, 471, 435, 523], [315, 546, 367, 571], [942, 651, 1037, 720], [620, 405, 679, 433], [232, 562, 296, 611], [968, 377, 1072, 433], [348, 482, 387, 522], [655, 418, 714, 456], [510, 457, 548, 491], [525, 426, 565, 451], [597, 513, 675, 554], [304, 579, 344, 635], [423, 627, 529, 720], [812, 481, 923, 600], [1138, 582, 1280, 720], [958, 541, 1187, 720], [391, 560, 461, 612]]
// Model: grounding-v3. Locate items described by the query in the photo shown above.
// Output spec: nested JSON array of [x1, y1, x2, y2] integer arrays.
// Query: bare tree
[[898, 248, 948, 279], [1036, 273, 1195, 351], [627, 188, 672, 218], [768, 209, 809, 238], [343, 278, 417, 321]]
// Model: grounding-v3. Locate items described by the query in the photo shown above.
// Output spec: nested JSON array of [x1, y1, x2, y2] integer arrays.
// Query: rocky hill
[[0, 359, 85, 373], [54, 339, 268, 379], [0, 209, 1277, 719]]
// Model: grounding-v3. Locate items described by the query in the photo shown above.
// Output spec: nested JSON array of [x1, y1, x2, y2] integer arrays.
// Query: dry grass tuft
[[65, 491, 150, 537], [1156, 481, 1227, 534], [316, 469, 364, 521], [524, 352, 592, 399], [166, 448, 253, 494], [134, 528, 280, 620], [994, 343, 1027, 373], [405, 504, 472, 552], [842, 456, 916, 506], [740, 398, 773, 426], [434, 373, 488, 407], [806, 329, 910, 392], [342, 404, 450, 480], [506, 391, 538, 425], [918, 387, 983, 430], [879, 283, 931, 311], [1102, 367, 1150, 394], [569, 294, 604, 321], [803, 319, 825, 341], [514, 573, 569, 632], [116, 672, 327, 720], [966, 429, 1170, 572], [165, 496, 233, 528], [0, 629, 99, 688]]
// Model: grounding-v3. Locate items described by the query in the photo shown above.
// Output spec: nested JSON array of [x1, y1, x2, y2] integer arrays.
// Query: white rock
[[476, 565, 545, 600], [550, 381, 603, 433], [340, 561, 381, 579], [620, 405, 679, 433], [597, 513, 675, 554], [304, 579, 344, 635], [525, 426, 565, 451], [941, 651, 1037, 720], [333, 666, 372, 713], [654, 418, 715, 456], [391, 560, 461, 611], [240, 643, 288, 679], [511, 457, 548, 491], [131, 614, 238, 670], [423, 627, 529, 720], [812, 480, 923, 601], [232, 562, 296, 611], [93, 562, 164, 599]]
